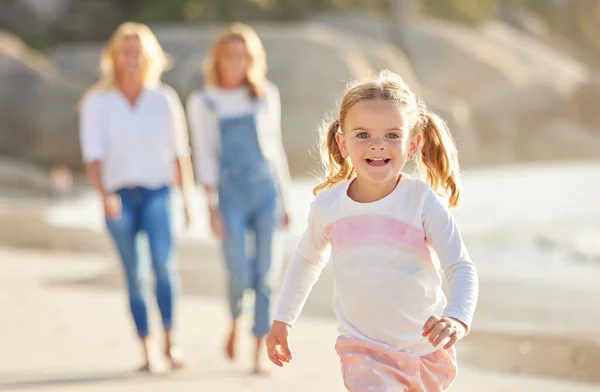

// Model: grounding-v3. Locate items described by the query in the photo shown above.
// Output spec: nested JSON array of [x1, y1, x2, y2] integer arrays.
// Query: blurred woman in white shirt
[[187, 23, 292, 374], [78, 22, 194, 372]]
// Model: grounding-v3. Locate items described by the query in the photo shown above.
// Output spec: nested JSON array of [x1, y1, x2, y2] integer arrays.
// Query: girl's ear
[[408, 133, 421, 159], [336, 130, 348, 158]]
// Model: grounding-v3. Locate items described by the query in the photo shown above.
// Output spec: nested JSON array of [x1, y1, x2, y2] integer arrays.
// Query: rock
[[403, 19, 588, 106], [471, 82, 568, 163], [568, 77, 600, 132], [20, 0, 72, 26], [476, 21, 588, 95], [0, 31, 83, 168], [49, 43, 103, 87], [521, 118, 600, 161], [404, 20, 522, 106], [0, 156, 53, 193], [495, 3, 550, 38], [424, 90, 478, 167], [0, 0, 72, 34]]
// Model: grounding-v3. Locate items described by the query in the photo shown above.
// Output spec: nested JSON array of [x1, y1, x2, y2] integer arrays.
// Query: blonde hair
[[203, 23, 267, 98], [314, 70, 462, 208], [79, 22, 170, 107]]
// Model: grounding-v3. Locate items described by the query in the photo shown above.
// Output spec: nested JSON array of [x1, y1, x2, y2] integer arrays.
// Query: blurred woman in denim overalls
[[187, 23, 292, 374]]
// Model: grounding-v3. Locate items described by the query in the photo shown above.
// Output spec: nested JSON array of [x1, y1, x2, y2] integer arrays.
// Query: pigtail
[[313, 119, 355, 195], [418, 108, 462, 208]]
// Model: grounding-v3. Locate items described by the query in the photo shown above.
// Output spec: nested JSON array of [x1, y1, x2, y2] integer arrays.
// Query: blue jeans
[[219, 165, 280, 337], [105, 186, 177, 338]]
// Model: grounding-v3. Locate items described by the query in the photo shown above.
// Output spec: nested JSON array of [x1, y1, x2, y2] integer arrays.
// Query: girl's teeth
[[367, 158, 389, 166]]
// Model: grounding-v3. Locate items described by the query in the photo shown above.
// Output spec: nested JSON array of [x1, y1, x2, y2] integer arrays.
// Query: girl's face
[[336, 100, 421, 188], [218, 38, 250, 88], [114, 34, 145, 80]]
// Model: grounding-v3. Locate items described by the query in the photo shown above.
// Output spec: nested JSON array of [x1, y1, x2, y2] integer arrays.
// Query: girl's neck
[[348, 175, 402, 203]]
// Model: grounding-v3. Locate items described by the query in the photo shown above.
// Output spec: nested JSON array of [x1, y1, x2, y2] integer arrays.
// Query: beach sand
[[1, 161, 599, 391]]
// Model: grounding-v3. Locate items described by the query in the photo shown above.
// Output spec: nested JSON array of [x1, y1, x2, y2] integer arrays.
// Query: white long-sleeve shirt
[[79, 84, 190, 192], [186, 83, 292, 209], [274, 175, 479, 356]]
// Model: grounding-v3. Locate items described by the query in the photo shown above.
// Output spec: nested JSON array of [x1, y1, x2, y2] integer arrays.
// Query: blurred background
[[1, 1, 600, 391]]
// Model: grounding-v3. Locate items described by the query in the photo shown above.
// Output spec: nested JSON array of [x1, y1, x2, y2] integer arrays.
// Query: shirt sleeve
[[79, 92, 106, 162], [267, 83, 293, 211], [421, 188, 479, 332], [273, 197, 331, 326], [162, 85, 190, 159], [186, 91, 219, 187]]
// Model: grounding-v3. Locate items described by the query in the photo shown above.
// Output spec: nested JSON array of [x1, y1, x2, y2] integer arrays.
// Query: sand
[[1, 161, 600, 391]]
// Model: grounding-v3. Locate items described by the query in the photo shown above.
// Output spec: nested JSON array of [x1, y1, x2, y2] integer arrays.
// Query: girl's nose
[[369, 136, 387, 150]]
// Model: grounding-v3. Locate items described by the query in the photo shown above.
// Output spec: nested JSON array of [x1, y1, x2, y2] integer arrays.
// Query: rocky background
[[1, 0, 600, 193]]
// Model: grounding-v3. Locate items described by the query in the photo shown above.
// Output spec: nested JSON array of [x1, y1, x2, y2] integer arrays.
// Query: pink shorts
[[335, 336, 457, 392]]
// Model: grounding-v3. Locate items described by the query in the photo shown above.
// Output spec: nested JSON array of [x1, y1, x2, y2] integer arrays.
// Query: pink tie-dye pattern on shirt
[[324, 214, 435, 262]]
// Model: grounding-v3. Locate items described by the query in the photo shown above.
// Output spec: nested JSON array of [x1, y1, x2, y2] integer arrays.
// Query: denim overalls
[[204, 94, 281, 337]]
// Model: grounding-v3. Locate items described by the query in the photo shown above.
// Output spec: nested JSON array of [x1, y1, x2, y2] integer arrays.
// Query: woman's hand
[[282, 210, 291, 228], [183, 202, 193, 228], [103, 193, 122, 220], [265, 321, 293, 367], [209, 207, 224, 239]]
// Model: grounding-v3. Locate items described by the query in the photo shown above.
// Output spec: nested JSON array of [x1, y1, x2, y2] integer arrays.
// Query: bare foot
[[138, 337, 156, 373], [137, 361, 156, 373], [225, 327, 237, 360], [252, 336, 269, 376], [163, 330, 185, 371], [252, 364, 270, 376], [165, 346, 185, 371]]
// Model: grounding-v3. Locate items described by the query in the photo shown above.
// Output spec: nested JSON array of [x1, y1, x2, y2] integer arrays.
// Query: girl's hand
[[422, 315, 467, 350], [265, 321, 293, 367]]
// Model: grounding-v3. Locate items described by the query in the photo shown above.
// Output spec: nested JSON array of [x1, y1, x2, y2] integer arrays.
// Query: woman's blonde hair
[[203, 23, 267, 98], [79, 22, 170, 106], [314, 70, 462, 208]]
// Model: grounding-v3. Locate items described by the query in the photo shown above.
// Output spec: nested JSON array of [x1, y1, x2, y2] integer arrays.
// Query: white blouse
[[186, 82, 292, 209], [79, 84, 190, 192]]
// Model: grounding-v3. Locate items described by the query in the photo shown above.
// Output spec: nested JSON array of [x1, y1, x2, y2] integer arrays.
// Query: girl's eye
[[386, 133, 400, 139], [357, 132, 369, 139]]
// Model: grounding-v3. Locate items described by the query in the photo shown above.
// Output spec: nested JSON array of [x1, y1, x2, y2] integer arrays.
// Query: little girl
[[265, 70, 478, 391]]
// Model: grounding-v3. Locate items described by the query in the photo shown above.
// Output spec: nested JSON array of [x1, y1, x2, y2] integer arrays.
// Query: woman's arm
[[186, 90, 224, 237], [186, 91, 220, 211], [79, 92, 120, 219], [85, 161, 105, 196], [267, 84, 293, 219], [174, 157, 195, 221], [163, 86, 195, 206]]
